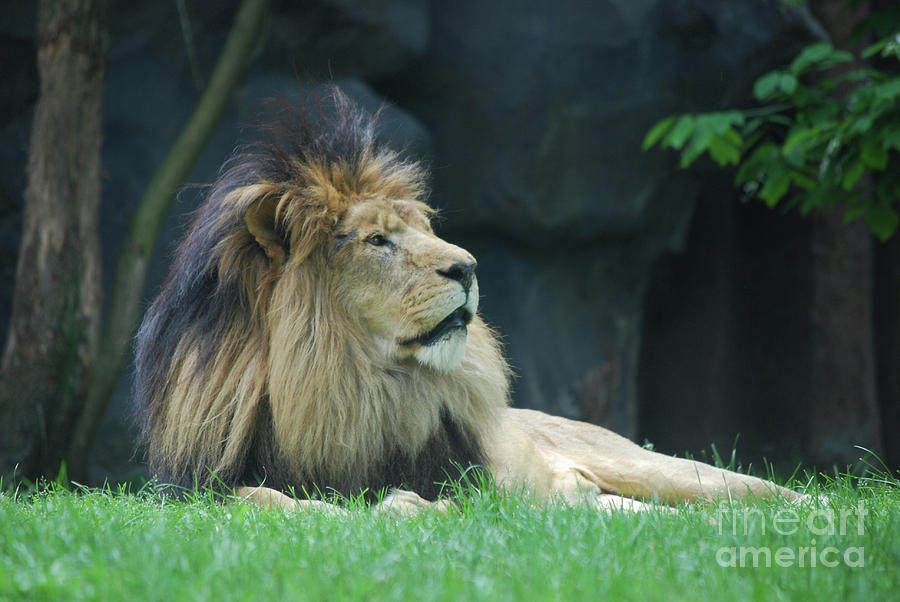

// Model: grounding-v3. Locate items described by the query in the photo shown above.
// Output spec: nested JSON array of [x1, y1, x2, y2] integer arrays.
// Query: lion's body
[[135, 88, 802, 509]]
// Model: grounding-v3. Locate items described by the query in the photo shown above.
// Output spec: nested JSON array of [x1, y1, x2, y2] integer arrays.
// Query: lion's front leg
[[235, 486, 452, 516], [376, 489, 454, 516], [233, 486, 346, 513], [593, 494, 658, 512]]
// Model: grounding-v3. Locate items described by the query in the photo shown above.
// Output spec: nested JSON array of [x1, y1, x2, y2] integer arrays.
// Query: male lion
[[134, 88, 801, 513]]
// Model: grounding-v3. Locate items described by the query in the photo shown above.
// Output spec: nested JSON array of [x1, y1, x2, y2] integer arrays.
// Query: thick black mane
[[241, 401, 485, 502]]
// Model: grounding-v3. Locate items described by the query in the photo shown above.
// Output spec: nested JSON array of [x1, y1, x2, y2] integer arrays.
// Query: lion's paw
[[591, 494, 661, 512], [376, 489, 454, 517]]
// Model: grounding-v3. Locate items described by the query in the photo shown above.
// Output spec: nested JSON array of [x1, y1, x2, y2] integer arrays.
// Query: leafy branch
[[644, 30, 900, 241]]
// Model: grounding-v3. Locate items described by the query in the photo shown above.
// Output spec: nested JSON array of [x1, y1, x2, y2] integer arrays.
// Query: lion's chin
[[413, 329, 468, 372]]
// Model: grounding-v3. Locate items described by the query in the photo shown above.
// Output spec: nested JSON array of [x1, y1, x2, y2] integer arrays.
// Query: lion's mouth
[[400, 306, 473, 347]]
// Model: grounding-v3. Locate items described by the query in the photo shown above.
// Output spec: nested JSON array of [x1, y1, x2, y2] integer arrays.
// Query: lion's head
[[134, 88, 509, 497], [278, 194, 480, 373]]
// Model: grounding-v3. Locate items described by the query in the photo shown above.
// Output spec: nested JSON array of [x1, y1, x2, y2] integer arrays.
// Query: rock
[[266, 0, 429, 79], [383, 0, 815, 436]]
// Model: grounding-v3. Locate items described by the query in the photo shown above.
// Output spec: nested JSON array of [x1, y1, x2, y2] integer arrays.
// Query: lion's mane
[[134, 89, 509, 499]]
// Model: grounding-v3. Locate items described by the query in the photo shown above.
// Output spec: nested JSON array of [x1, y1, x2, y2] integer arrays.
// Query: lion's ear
[[246, 195, 286, 264]]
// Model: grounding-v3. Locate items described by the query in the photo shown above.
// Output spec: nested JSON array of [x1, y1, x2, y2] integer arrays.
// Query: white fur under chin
[[414, 329, 468, 372]]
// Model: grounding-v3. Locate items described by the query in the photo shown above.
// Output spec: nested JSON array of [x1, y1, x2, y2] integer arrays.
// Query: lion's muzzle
[[437, 260, 477, 293], [400, 305, 473, 347], [406, 257, 479, 372]]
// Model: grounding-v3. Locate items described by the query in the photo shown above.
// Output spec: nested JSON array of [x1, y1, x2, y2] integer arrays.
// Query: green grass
[[1, 475, 898, 601]]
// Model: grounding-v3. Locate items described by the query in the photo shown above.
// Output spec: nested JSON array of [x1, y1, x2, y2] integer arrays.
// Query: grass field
[[1, 471, 898, 601]]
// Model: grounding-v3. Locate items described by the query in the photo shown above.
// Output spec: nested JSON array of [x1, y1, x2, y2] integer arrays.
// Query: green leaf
[[885, 37, 900, 61], [790, 43, 835, 74], [861, 143, 888, 170], [704, 111, 746, 133], [779, 73, 799, 95], [782, 127, 817, 168], [874, 77, 900, 100], [881, 125, 900, 152], [664, 115, 695, 150], [686, 116, 716, 149], [862, 37, 889, 59], [760, 172, 792, 207], [829, 50, 855, 65], [722, 127, 743, 147], [642, 116, 676, 150], [843, 204, 867, 222], [791, 170, 817, 190], [867, 205, 899, 241], [735, 143, 778, 185], [848, 114, 875, 135], [841, 67, 880, 83], [708, 133, 742, 166], [754, 71, 782, 101], [783, 128, 812, 154], [744, 117, 764, 135], [842, 161, 865, 190], [679, 142, 705, 168], [790, 42, 854, 74]]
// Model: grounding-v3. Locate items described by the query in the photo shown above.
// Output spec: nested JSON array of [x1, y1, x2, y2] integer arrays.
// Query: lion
[[134, 87, 802, 514]]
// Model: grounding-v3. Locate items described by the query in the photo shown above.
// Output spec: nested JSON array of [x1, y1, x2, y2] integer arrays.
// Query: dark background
[[0, 0, 893, 482]]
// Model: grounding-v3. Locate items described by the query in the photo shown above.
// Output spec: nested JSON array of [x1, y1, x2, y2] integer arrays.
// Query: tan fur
[[234, 486, 340, 513], [489, 409, 803, 508]]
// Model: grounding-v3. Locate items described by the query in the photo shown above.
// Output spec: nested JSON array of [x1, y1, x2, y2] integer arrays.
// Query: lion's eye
[[367, 233, 388, 246]]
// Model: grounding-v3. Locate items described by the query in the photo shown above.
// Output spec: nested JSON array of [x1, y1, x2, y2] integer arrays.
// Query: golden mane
[[134, 88, 509, 497]]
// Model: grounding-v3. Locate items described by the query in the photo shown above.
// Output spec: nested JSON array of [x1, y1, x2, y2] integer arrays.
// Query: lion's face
[[329, 198, 479, 372]]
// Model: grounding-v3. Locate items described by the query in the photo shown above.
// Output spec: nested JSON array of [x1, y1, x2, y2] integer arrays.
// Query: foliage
[[643, 14, 900, 240], [0, 474, 898, 601]]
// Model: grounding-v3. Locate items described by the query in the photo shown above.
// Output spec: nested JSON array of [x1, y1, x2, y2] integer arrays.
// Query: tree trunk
[[0, 0, 109, 482], [809, 215, 883, 465], [807, 0, 884, 467], [66, 0, 268, 483], [875, 236, 900, 471]]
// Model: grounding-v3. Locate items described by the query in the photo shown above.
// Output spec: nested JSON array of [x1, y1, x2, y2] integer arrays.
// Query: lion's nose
[[438, 261, 477, 291]]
